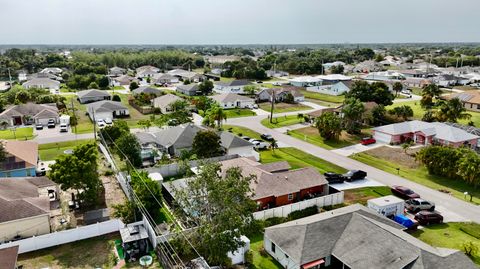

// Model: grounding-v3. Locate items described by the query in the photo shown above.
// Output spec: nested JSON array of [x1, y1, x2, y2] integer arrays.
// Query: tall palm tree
[[207, 105, 227, 128]]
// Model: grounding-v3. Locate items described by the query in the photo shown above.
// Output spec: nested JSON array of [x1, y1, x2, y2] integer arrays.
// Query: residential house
[[163, 157, 329, 209], [434, 74, 467, 87], [86, 100, 129, 121], [17, 70, 28, 82], [373, 120, 479, 148], [40, 67, 63, 75], [322, 61, 346, 70], [218, 132, 259, 158], [353, 60, 382, 73], [443, 91, 480, 112], [0, 246, 19, 269], [363, 71, 406, 82], [168, 69, 205, 82], [0, 141, 38, 177], [306, 80, 352, 96], [152, 73, 180, 85], [214, 80, 252, 94], [257, 87, 305, 103], [152, 94, 183, 113], [111, 75, 138, 86], [22, 78, 60, 90], [210, 93, 255, 109], [0, 177, 58, 242], [379, 55, 403, 66], [204, 55, 240, 66], [398, 69, 427, 78], [176, 84, 200, 96], [77, 89, 111, 104], [135, 65, 160, 74], [264, 204, 477, 269], [0, 103, 59, 126], [266, 70, 289, 78], [136, 68, 159, 79], [404, 77, 431, 88], [28, 72, 62, 81], [289, 76, 322, 87], [109, 66, 126, 77], [132, 86, 163, 96]]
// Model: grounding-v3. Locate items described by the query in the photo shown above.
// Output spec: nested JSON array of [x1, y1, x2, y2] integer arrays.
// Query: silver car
[[405, 198, 435, 212]]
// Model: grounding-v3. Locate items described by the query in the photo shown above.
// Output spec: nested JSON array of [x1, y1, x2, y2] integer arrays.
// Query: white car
[[104, 118, 113, 125], [252, 140, 268, 150], [96, 119, 106, 128], [59, 123, 68, 132]]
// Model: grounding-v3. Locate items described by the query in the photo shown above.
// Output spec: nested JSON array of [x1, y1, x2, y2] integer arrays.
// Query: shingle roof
[[152, 94, 183, 109], [0, 197, 49, 223], [0, 103, 58, 121], [210, 93, 254, 104], [265, 204, 477, 269], [176, 84, 199, 93], [216, 79, 252, 87], [77, 89, 111, 99], [445, 91, 480, 105], [86, 100, 128, 113], [0, 246, 18, 269], [219, 131, 253, 149], [22, 78, 60, 88], [0, 177, 53, 200], [3, 140, 38, 167], [132, 86, 163, 95]]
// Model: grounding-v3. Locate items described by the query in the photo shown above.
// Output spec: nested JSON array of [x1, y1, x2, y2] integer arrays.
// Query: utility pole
[[93, 110, 97, 140], [70, 98, 77, 135], [269, 90, 275, 123], [7, 68, 12, 86]]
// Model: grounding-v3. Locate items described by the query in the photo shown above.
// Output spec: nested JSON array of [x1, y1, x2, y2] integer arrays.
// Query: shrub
[[244, 250, 253, 265], [462, 241, 478, 257], [287, 206, 318, 221], [112, 95, 121, 102], [259, 247, 268, 257], [264, 217, 287, 227]]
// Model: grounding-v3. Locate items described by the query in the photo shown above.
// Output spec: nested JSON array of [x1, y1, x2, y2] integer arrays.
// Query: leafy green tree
[[48, 143, 102, 206], [435, 98, 471, 123], [112, 201, 136, 223], [192, 130, 223, 158], [99, 120, 129, 143], [130, 171, 162, 219], [203, 105, 227, 128], [137, 119, 152, 130], [98, 76, 110, 89], [315, 112, 342, 140], [342, 98, 365, 134], [116, 132, 142, 168], [193, 96, 215, 112], [129, 81, 139, 90], [330, 65, 344, 74], [420, 84, 442, 109], [346, 81, 394, 106], [88, 82, 99, 89], [401, 140, 414, 154], [198, 80, 214, 95], [0, 143, 6, 162], [284, 93, 295, 104], [243, 85, 258, 96], [173, 162, 257, 265], [269, 138, 278, 152], [389, 105, 414, 121], [457, 151, 480, 188]]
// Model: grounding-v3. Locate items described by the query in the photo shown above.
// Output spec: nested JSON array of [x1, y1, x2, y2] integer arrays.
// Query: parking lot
[[34, 124, 72, 138]]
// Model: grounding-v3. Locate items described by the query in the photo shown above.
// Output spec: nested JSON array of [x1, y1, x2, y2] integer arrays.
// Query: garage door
[[374, 131, 392, 143]]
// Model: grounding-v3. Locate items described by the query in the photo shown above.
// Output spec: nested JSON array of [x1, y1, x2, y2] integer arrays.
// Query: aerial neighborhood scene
[[1, 0, 480, 268]]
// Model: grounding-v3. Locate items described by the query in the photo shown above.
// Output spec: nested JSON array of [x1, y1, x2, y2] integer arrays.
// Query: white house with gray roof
[[152, 94, 183, 113], [214, 80, 252, 94], [86, 100, 129, 121], [210, 93, 255, 109], [176, 84, 200, 96], [76, 89, 111, 104], [22, 78, 60, 90], [264, 204, 477, 269]]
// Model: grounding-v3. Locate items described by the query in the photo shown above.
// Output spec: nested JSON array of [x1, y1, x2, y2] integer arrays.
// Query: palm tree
[[269, 138, 278, 152], [392, 82, 403, 97], [436, 98, 471, 122], [206, 105, 227, 128]]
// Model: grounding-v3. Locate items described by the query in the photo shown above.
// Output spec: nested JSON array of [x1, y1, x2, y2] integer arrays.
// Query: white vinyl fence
[[253, 191, 344, 220], [0, 219, 124, 254]]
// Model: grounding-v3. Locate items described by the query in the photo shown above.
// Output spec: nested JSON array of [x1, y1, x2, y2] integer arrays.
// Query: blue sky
[[0, 0, 479, 44]]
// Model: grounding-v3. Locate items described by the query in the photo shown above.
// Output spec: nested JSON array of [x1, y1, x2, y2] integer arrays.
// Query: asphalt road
[[226, 114, 480, 223]]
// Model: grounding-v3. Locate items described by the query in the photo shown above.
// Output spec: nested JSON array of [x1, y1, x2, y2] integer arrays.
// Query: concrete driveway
[[330, 178, 385, 191], [331, 142, 385, 156]]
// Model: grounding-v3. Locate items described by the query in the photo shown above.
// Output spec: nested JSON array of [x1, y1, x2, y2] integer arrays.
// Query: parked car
[[241, 136, 251, 141], [405, 198, 435, 212], [104, 117, 113, 125], [414, 211, 443, 225], [261, 133, 274, 141], [253, 141, 268, 150], [360, 137, 376, 145], [59, 123, 68, 132], [35, 123, 44, 130], [96, 119, 106, 128], [391, 185, 420, 199], [343, 170, 367, 182], [324, 172, 345, 184], [47, 119, 55, 128]]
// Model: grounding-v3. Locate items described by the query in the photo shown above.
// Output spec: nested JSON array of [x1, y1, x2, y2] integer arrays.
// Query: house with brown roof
[[0, 246, 19, 269], [0, 177, 57, 242], [0, 103, 59, 127], [443, 91, 480, 112], [163, 157, 329, 210], [0, 140, 38, 177]]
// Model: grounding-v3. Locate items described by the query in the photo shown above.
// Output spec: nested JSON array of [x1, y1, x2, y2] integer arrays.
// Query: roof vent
[[285, 176, 288, 180]]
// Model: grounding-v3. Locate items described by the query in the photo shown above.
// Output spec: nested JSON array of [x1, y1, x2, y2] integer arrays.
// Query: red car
[[391, 185, 420, 200], [360, 137, 376, 145], [414, 211, 443, 225]]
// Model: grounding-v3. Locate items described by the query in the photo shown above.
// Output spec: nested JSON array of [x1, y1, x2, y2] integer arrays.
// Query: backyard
[[249, 232, 283, 269], [411, 222, 480, 265], [39, 139, 94, 161], [259, 102, 312, 113], [64, 95, 95, 134], [351, 146, 480, 205], [261, 114, 305, 128], [260, 147, 347, 174], [224, 108, 256, 118], [288, 126, 371, 150], [223, 124, 262, 140], [0, 126, 34, 140], [343, 186, 391, 205]]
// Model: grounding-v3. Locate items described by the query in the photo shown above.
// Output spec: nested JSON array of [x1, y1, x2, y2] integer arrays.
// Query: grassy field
[[0, 127, 34, 140], [411, 222, 480, 265], [289, 127, 371, 150], [223, 125, 262, 140], [261, 115, 305, 128], [224, 108, 256, 118], [260, 147, 347, 174], [250, 233, 283, 269], [259, 102, 312, 113], [351, 147, 480, 205], [298, 89, 345, 103], [343, 186, 391, 205], [39, 139, 94, 160], [17, 234, 120, 269]]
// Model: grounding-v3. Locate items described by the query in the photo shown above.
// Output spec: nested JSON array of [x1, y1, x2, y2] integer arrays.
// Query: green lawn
[[39, 139, 94, 160], [259, 102, 312, 113], [224, 109, 256, 118], [0, 127, 34, 140], [223, 125, 262, 140], [298, 89, 345, 103], [260, 147, 347, 174], [250, 233, 283, 269], [289, 127, 370, 150], [351, 151, 480, 205], [64, 95, 94, 134], [411, 222, 480, 265], [343, 186, 391, 205], [117, 93, 150, 128], [261, 115, 305, 128]]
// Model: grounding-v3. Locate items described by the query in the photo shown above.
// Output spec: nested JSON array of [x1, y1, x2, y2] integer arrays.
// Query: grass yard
[[261, 114, 305, 128], [0, 127, 34, 140], [224, 108, 256, 118], [39, 139, 94, 160], [289, 126, 371, 150], [249, 233, 283, 269], [17, 233, 120, 269], [411, 222, 480, 265], [260, 147, 347, 174], [305, 98, 341, 108], [259, 102, 312, 113], [64, 95, 95, 134], [343, 186, 391, 205], [223, 125, 262, 140], [298, 89, 345, 103], [351, 146, 480, 205], [117, 93, 150, 128]]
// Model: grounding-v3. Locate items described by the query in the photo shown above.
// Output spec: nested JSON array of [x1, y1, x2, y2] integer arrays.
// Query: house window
[[288, 193, 294, 201], [26, 169, 31, 177], [271, 242, 276, 253], [477, 104, 480, 110]]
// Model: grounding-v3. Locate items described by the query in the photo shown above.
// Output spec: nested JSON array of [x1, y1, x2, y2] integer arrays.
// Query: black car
[[343, 170, 367, 182], [414, 211, 443, 225], [47, 119, 55, 128], [261, 133, 274, 141], [324, 172, 345, 184]]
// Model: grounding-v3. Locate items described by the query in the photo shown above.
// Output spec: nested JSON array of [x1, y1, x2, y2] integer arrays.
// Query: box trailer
[[367, 195, 405, 218]]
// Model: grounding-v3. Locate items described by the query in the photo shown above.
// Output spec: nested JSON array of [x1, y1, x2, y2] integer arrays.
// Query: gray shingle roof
[[152, 94, 183, 109], [210, 93, 254, 104], [77, 89, 111, 99], [219, 131, 253, 149], [176, 84, 199, 93], [86, 100, 127, 113], [132, 86, 163, 95], [22, 78, 60, 88], [216, 79, 252, 87]]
